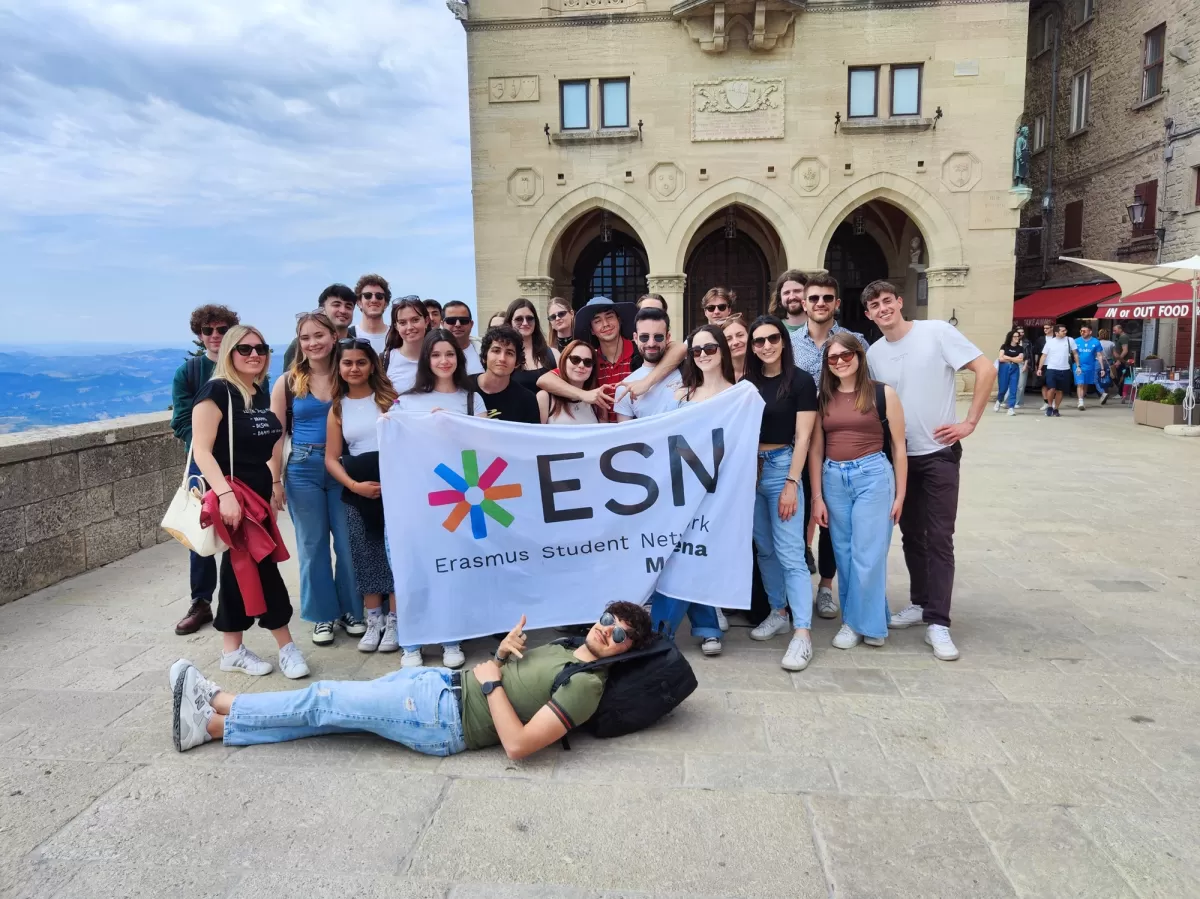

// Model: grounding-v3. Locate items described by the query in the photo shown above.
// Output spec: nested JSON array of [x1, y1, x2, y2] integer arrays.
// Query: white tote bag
[[161, 391, 234, 556]]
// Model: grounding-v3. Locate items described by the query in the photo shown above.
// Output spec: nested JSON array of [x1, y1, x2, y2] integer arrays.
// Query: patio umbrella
[[1061, 255, 1200, 426]]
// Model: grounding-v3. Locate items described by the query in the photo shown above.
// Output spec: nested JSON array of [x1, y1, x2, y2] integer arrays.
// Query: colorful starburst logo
[[428, 450, 522, 539]]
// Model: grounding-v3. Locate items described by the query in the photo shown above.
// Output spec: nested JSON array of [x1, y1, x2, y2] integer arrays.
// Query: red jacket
[[201, 478, 289, 617]]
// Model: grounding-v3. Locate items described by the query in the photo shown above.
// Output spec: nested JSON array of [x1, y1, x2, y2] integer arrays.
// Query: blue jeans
[[187, 460, 216, 602], [649, 591, 722, 641], [997, 363, 1019, 409], [224, 668, 467, 756], [753, 446, 813, 630], [286, 444, 362, 623], [822, 452, 894, 640]]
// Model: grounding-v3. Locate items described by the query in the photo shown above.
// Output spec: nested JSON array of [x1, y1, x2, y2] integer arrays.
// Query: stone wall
[[0, 412, 184, 605]]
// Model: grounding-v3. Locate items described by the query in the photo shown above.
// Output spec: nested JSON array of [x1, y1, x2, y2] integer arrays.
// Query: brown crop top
[[822, 389, 885, 462]]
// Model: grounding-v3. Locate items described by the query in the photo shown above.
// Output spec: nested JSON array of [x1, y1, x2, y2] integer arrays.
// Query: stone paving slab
[[0, 403, 1197, 897]]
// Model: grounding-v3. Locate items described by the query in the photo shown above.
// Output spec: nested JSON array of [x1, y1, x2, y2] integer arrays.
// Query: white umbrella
[[1061, 255, 1200, 425]]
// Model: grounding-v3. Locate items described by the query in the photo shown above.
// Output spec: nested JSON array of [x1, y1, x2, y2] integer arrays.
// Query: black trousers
[[800, 470, 837, 580], [898, 444, 961, 628]]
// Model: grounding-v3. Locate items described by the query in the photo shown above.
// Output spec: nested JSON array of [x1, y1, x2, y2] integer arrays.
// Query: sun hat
[[573, 296, 637, 341]]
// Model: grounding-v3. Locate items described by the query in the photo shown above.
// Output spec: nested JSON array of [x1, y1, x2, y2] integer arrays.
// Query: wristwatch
[[481, 680, 504, 697]]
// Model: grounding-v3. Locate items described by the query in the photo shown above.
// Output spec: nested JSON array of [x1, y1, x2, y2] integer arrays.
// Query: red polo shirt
[[552, 337, 641, 423]]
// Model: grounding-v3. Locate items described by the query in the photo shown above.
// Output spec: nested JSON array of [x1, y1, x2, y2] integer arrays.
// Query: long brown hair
[[505, 297, 556, 369], [681, 325, 735, 392], [549, 339, 598, 420], [331, 339, 398, 419], [818, 331, 874, 416], [289, 311, 337, 399], [382, 298, 430, 369]]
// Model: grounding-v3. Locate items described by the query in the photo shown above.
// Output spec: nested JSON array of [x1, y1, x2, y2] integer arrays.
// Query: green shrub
[[1162, 388, 1186, 406], [1137, 383, 1170, 403]]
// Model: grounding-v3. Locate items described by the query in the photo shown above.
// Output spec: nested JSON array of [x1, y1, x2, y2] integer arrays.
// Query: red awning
[[1012, 283, 1120, 324], [1097, 282, 1196, 319]]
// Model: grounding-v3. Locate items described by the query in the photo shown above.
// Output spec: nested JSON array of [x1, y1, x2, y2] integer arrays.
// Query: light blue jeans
[[223, 668, 467, 756], [286, 444, 362, 623], [822, 452, 894, 640], [649, 591, 722, 641], [753, 446, 813, 630]]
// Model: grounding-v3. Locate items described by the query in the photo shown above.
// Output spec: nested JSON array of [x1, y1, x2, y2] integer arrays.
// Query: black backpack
[[550, 633, 697, 746], [184, 354, 206, 400], [874, 381, 892, 461]]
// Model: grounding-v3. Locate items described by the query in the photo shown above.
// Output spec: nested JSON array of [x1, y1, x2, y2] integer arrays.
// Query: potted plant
[[1133, 383, 1187, 428]]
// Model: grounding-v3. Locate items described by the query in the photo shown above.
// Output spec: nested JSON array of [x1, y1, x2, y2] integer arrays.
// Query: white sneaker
[[832, 624, 861, 650], [358, 614, 383, 652], [815, 587, 838, 619], [312, 621, 334, 645], [864, 634, 886, 647], [888, 604, 924, 630], [173, 663, 214, 753], [781, 634, 813, 671], [1039, 401, 1048, 411], [278, 643, 310, 679], [925, 625, 960, 661], [715, 609, 729, 632], [220, 645, 273, 676], [1077, 400, 1086, 410], [1007, 407, 1016, 416], [749, 610, 791, 641], [378, 614, 400, 653], [993, 401, 1001, 412], [169, 658, 222, 703], [401, 648, 424, 668], [442, 644, 465, 669], [701, 637, 722, 656], [1100, 392, 1110, 405]]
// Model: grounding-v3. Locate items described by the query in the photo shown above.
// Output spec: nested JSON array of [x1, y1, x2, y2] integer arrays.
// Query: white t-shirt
[[385, 351, 419, 394], [1041, 335, 1073, 370], [340, 395, 383, 455], [460, 342, 484, 376], [866, 320, 982, 458], [392, 389, 488, 418], [613, 365, 684, 419], [1099, 339, 1115, 362], [359, 329, 388, 356]]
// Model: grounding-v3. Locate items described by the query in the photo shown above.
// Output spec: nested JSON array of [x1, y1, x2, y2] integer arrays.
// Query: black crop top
[[756, 368, 818, 444]]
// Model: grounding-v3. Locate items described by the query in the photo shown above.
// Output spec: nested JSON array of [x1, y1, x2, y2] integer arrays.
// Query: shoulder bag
[[161, 388, 235, 556]]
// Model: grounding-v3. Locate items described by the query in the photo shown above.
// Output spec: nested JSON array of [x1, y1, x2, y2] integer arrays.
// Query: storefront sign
[[1100, 303, 1195, 320]]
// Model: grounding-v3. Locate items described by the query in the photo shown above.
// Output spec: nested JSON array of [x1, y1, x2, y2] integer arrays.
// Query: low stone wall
[[0, 412, 184, 605]]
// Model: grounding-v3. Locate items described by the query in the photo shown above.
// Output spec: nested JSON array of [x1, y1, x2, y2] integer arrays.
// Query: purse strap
[[178, 383, 238, 492]]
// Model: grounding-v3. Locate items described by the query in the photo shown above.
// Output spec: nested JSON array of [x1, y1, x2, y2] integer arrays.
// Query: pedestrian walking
[[994, 330, 1024, 415]]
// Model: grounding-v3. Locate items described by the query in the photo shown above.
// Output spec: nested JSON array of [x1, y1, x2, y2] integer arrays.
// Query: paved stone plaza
[[1, 402, 1198, 898]]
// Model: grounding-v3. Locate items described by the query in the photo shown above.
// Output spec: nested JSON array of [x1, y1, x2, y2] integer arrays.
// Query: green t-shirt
[[1113, 333, 1130, 352], [784, 321, 804, 333], [460, 644, 607, 750]]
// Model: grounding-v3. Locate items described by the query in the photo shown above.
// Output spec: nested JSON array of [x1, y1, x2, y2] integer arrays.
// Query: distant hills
[[0, 347, 284, 434]]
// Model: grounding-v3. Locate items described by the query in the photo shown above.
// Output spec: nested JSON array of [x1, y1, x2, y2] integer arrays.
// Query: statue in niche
[[1013, 125, 1031, 187], [909, 236, 922, 266]]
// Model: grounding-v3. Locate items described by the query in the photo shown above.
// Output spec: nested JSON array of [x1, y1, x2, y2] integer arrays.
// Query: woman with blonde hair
[[191, 325, 308, 679], [271, 313, 364, 646], [537, 339, 599, 424], [547, 297, 575, 351]]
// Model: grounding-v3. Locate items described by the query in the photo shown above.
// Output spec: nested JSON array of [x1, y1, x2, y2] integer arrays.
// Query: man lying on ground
[[171, 602, 651, 760]]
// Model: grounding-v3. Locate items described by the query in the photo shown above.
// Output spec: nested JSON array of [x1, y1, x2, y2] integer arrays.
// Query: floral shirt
[[790, 323, 871, 387]]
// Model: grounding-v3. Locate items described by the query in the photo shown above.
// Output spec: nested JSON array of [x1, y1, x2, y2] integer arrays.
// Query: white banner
[[378, 381, 764, 645]]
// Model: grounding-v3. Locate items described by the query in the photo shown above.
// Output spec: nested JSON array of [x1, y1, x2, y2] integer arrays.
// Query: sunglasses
[[751, 333, 783, 348], [690, 343, 720, 357], [338, 337, 373, 350], [598, 612, 627, 645], [637, 333, 666, 344], [443, 316, 471, 326], [512, 315, 536, 326], [806, 294, 836, 306], [233, 343, 269, 357], [827, 350, 857, 366], [548, 310, 570, 321], [201, 325, 229, 336], [705, 303, 729, 313], [566, 354, 594, 368], [360, 291, 387, 301]]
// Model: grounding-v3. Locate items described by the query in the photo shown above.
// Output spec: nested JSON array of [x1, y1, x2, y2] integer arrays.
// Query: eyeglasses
[[233, 343, 269, 357], [548, 310, 570, 322], [201, 325, 229, 336], [360, 291, 387, 301], [565, 354, 594, 368], [751, 333, 783, 348], [806, 294, 836, 306], [338, 337, 373, 350], [705, 303, 729, 313], [637, 333, 666, 344], [827, 350, 857, 366], [443, 316, 471, 326], [598, 612, 627, 645], [690, 343, 720, 357], [512, 315, 536, 326]]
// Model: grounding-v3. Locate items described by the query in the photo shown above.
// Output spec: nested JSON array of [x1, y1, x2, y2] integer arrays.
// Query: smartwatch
[[481, 680, 504, 697]]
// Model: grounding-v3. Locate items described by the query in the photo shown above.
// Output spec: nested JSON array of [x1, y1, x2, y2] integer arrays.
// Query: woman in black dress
[[191, 325, 308, 680]]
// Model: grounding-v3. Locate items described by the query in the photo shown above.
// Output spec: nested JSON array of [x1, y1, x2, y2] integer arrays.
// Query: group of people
[[994, 321, 1134, 417]]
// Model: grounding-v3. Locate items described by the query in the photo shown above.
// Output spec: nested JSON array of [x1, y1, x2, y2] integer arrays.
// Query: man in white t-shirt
[[1036, 324, 1078, 418], [613, 307, 683, 421], [354, 274, 391, 355], [863, 280, 994, 663], [442, 301, 484, 375]]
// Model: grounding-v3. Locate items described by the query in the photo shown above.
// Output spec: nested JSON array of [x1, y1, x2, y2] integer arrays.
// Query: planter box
[[1134, 399, 1186, 428]]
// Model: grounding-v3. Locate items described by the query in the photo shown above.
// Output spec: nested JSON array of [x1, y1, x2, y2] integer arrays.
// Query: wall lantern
[[1127, 195, 1147, 228]]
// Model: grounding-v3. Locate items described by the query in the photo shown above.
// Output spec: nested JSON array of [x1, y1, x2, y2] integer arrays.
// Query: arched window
[[824, 222, 889, 340], [572, 232, 648, 307]]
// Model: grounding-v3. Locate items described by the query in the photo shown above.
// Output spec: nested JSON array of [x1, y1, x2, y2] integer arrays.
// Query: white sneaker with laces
[[339, 614, 367, 637], [378, 614, 400, 653], [169, 658, 222, 703], [1078, 400, 1086, 410], [701, 637, 722, 656], [832, 624, 861, 650], [173, 663, 214, 753], [442, 644, 465, 669], [278, 643, 310, 679], [358, 614, 384, 652], [749, 610, 791, 641], [715, 609, 729, 632], [1100, 391, 1110, 405], [781, 634, 813, 671], [1039, 401, 1049, 411], [993, 401, 1001, 412], [312, 621, 335, 646], [220, 645, 273, 676], [1007, 407, 1016, 416], [401, 648, 424, 668], [925, 624, 960, 661], [888, 604, 924, 630], [864, 634, 886, 647], [815, 587, 838, 619]]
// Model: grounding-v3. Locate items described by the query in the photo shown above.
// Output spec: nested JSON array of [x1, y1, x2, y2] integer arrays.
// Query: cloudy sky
[[0, 0, 473, 346]]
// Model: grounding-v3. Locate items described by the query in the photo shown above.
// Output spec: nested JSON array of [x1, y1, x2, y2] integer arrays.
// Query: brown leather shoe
[[175, 600, 214, 636]]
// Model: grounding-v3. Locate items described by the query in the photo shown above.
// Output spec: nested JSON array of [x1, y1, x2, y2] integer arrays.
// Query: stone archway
[[682, 205, 782, 333]]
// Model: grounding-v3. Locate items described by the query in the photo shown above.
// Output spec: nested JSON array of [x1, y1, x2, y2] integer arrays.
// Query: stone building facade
[[1017, 0, 1199, 363], [451, 0, 1031, 351]]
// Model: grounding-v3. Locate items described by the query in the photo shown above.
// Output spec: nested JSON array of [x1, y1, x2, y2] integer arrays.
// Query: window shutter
[[1063, 201, 1083, 250], [1134, 180, 1158, 236]]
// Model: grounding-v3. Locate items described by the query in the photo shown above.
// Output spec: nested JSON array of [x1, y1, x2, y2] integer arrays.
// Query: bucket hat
[[573, 296, 637, 341]]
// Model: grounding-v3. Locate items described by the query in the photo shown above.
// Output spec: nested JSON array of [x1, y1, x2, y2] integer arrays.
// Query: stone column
[[646, 274, 687, 334], [924, 266, 973, 393], [516, 277, 556, 320]]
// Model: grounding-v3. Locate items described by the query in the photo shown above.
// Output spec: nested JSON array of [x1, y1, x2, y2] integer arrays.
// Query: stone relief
[[909, 236, 923, 265], [517, 277, 555, 299], [489, 77, 539, 103], [678, 0, 798, 53], [648, 163, 685, 201], [941, 151, 981, 193], [925, 266, 969, 288], [647, 274, 687, 293], [692, 78, 785, 142], [563, 0, 628, 8], [790, 156, 828, 196], [507, 167, 543, 206]]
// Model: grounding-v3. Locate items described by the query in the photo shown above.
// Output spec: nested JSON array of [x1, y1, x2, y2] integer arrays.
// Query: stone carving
[[678, 0, 798, 53], [563, 0, 628, 8], [647, 274, 687, 293], [790, 156, 828, 196], [489, 76, 539, 103], [692, 78, 785, 142], [925, 266, 969, 288], [940, 151, 980, 193], [507, 167, 543, 206], [648, 163, 684, 201], [909, 236, 923, 265], [517, 277, 555, 299]]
